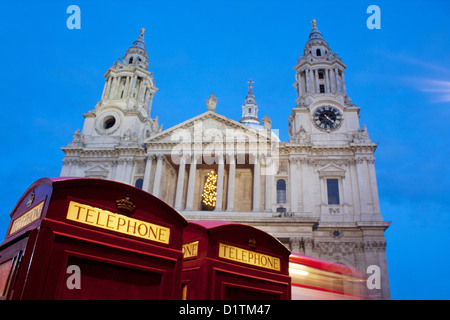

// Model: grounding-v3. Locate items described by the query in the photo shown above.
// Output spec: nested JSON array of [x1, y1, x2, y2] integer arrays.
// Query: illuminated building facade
[[61, 21, 391, 299]]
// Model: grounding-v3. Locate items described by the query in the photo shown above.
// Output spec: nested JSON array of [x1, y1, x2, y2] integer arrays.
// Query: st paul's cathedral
[[61, 20, 391, 299]]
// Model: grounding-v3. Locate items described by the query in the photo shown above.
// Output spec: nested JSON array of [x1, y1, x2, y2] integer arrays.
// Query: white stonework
[[61, 23, 391, 299]]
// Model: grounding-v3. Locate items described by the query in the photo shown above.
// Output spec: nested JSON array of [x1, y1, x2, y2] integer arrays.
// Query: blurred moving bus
[[289, 253, 370, 300]]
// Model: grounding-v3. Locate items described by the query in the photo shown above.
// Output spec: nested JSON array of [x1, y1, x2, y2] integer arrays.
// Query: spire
[[308, 18, 324, 41], [303, 18, 331, 59], [122, 28, 149, 69], [240, 79, 260, 126], [101, 29, 157, 113], [293, 20, 349, 106]]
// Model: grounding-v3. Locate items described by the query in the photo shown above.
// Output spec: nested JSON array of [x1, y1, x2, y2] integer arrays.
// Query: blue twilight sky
[[0, 0, 449, 299]]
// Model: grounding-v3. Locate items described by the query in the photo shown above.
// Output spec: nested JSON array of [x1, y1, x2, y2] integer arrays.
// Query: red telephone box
[[181, 220, 291, 300], [0, 177, 187, 300]]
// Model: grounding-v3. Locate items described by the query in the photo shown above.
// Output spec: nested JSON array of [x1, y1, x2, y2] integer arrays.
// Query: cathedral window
[[316, 49, 321, 56], [320, 84, 325, 93], [129, 57, 133, 64], [135, 178, 143, 189], [318, 71, 324, 79], [276, 179, 287, 204], [326, 179, 340, 205]]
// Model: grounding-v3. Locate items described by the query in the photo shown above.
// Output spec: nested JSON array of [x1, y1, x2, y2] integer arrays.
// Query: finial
[[311, 19, 317, 29], [248, 79, 254, 94], [140, 28, 145, 38]]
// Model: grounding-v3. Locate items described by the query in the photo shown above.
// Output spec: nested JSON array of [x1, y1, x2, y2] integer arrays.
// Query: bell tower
[[289, 19, 363, 145], [293, 19, 348, 105], [99, 28, 158, 125], [67, 28, 161, 148], [61, 29, 162, 184], [285, 20, 389, 299]]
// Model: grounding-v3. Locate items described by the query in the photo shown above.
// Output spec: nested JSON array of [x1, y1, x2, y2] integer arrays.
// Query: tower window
[[320, 84, 325, 93], [276, 179, 286, 204], [248, 108, 251, 113], [103, 116, 116, 129], [135, 178, 143, 189], [327, 179, 340, 205], [316, 49, 321, 56], [129, 57, 133, 64], [318, 71, 324, 79]]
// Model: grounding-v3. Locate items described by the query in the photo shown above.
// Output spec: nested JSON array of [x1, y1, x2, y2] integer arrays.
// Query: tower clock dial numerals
[[313, 106, 343, 131]]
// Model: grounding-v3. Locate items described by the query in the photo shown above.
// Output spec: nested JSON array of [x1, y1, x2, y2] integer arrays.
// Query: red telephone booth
[[181, 220, 291, 300], [0, 177, 187, 300]]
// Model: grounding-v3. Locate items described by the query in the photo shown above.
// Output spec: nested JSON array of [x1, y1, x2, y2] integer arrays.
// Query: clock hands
[[322, 114, 335, 125]]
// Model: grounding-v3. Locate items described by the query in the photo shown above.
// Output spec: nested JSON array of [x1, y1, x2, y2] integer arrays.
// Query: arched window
[[316, 48, 321, 56], [276, 179, 286, 204], [135, 178, 143, 189], [129, 57, 133, 64]]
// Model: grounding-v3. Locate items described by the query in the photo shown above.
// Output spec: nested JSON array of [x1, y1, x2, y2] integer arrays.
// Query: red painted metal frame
[[182, 220, 292, 300], [0, 177, 188, 300]]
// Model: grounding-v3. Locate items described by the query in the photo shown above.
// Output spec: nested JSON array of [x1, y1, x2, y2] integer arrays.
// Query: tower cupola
[[122, 28, 149, 70], [293, 19, 349, 105], [240, 79, 261, 127], [304, 19, 331, 60]]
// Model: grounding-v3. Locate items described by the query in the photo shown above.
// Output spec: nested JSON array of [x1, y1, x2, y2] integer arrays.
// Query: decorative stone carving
[[206, 93, 217, 112]]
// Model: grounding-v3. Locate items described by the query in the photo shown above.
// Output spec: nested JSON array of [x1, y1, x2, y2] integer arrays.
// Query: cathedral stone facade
[[61, 22, 390, 299]]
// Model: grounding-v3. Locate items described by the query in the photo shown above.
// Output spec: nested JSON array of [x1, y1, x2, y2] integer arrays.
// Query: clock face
[[313, 106, 343, 131]]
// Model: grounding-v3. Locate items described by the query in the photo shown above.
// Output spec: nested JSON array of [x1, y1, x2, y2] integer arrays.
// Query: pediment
[[85, 165, 109, 177], [317, 163, 346, 177], [144, 111, 273, 145]]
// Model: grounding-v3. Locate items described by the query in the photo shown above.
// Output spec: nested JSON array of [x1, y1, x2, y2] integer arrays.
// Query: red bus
[[289, 253, 370, 300]]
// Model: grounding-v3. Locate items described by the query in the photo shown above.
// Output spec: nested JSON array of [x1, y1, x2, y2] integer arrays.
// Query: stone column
[[329, 68, 335, 93], [152, 154, 164, 198], [252, 155, 261, 212], [124, 159, 134, 185], [124, 75, 132, 99], [185, 154, 197, 211], [368, 158, 381, 217], [334, 68, 340, 93], [305, 69, 310, 93], [215, 155, 225, 211], [314, 69, 319, 93], [226, 154, 236, 211], [341, 71, 347, 95], [325, 69, 330, 93], [298, 72, 303, 96], [264, 155, 272, 212], [113, 76, 120, 99], [174, 156, 186, 210], [289, 157, 298, 214], [355, 156, 370, 220], [142, 154, 154, 193], [115, 159, 126, 183], [300, 157, 311, 214]]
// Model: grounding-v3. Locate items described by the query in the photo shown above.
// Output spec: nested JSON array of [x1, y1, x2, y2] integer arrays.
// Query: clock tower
[[286, 20, 389, 298], [290, 19, 359, 143], [289, 19, 385, 221]]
